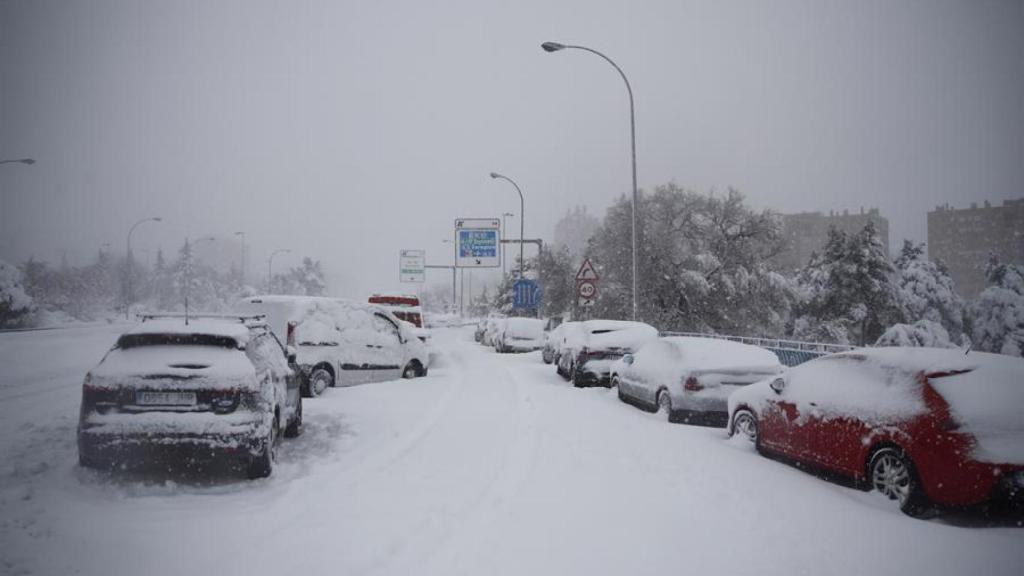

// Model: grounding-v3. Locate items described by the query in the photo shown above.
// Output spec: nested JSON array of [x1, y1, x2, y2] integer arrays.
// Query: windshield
[[116, 333, 240, 350]]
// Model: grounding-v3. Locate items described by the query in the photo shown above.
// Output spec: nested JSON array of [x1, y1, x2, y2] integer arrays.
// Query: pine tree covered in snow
[[969, 255, 1024, 356], [792, 222, 904, 345], [893, 240, 965, 341]]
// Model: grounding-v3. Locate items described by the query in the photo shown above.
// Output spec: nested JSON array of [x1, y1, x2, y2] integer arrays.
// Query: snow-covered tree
[[893, 240, 965, 341], [586, 184, 794, 335], [792, 222, 905, 345], [0, 260, 35, 328], [969, 256, 1024, 356], [534, 245, 575, 319], [875, 319, 958, 349], [553, 205, 600, 261]]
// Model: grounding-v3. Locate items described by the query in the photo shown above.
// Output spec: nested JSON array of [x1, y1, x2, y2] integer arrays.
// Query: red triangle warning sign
[[575, 258, 599, 281]]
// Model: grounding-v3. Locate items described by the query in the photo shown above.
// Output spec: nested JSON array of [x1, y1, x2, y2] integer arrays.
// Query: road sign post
[[455, 218, 501, 268], [512, 279, 543, 310], [575, 258, 599, 308], [399, 249, 426, 283]]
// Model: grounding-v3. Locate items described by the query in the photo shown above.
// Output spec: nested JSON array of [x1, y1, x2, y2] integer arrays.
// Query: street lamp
[[489, 172, 524, 281], [0, 158, 35, 166], [126, 216, 162, 319], [501, 212, 514, 276], [267, 248, 291, 292], [234, 231, 246, 285], [442, 238, 457, 313], [542, 40, 639, 321]]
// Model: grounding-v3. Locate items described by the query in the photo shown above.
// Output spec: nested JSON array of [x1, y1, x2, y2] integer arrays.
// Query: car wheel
[[247, 416, 279, 479], [284, 397, 302, 438], [869, 447, 934, 518], [657, 390, 672, 421], [307, 367, 333, 398], [613, 377, 627, 402], [402, 362, 418, 379], [730, 409, 758, 443], [571, 364, 585, 388]]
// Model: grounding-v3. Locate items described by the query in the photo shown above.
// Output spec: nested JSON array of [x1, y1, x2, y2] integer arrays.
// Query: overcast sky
[[2, 0, 1022, 297]]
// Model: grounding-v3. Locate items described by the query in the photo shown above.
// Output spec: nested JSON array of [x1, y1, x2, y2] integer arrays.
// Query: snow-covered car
[[612, 337, 782, 426], [77, 315, 302, 479], [481, 314, 506, 347], [556, 320, 658, 387], [727, 347, 1024, 517], [235, 295, 429, 397], [542, 321, 580, 365], [494, 317, 545, 353]]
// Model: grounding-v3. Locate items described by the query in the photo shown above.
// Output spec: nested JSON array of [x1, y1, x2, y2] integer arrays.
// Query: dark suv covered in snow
[[77, 314, 302, 479]]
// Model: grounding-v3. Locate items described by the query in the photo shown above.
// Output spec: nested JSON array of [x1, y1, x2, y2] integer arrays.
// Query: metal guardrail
[[659, 331, 857, 367]]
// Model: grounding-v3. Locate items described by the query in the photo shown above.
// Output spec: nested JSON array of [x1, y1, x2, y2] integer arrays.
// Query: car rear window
[[117, 333, 241, 350]]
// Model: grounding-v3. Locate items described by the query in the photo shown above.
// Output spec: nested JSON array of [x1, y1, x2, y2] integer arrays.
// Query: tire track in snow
[[366, 340, 548, 573]]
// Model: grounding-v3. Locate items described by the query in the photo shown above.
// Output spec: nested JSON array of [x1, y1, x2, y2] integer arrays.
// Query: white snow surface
[[501, 317, 545, 339], [569, 320, 658, 352], [0, 325, 1021, 576]]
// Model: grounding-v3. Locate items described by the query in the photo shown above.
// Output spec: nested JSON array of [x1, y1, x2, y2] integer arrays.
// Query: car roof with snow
[[122, 317, 262, 347], [656, 337, 782, 373], [577, 320, 658, 350]]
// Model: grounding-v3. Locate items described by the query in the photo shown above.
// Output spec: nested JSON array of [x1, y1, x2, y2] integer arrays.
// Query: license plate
[[136, 391, 197, 406]]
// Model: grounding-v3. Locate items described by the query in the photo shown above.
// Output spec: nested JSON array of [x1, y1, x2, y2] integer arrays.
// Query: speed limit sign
[[577, 280, 597, 303]]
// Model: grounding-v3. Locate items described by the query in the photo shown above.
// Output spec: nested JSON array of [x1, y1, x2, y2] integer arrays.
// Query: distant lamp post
[[442, 238, 457, 313], [542, 40, 639, 321], [501, 212, 514, 275], [267, 248, 291, 292], [126, 216, 162, 319], [0, 158, 35, 166], [489, 173, 524, 281], [234, 231, 246, 285]]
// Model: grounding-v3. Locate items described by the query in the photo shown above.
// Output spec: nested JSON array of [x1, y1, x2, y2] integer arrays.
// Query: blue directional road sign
[[512, 279, 543, 310]]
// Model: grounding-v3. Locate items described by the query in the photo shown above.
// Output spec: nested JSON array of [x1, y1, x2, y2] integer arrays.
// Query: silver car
[[612, 336, 782, 426]]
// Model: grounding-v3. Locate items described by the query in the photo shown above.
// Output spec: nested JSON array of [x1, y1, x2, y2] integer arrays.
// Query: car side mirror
[[623, 354, 634, 366], [286, 345, 297, 364], [769, 377, 786, 395]]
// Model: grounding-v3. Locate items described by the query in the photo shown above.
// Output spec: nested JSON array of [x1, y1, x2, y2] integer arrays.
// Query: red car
[[727, 347, 1024, 517]]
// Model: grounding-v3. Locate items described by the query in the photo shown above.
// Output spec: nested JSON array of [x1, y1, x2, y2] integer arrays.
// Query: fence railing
[[659, 331, 857, 367]]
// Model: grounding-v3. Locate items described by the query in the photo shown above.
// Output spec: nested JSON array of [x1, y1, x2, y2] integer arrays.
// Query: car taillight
[[82, 374, 120, 413], [286, 321, 297, 347], [684, 376, 704, 392]]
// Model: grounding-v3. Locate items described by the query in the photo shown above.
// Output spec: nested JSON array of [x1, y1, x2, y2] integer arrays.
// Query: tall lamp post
[[234, 231, 246, 286], [0, 158, 35, 166], [442, 238, 458, 314], [501, 212, 514, 276], [126, 216, 162, 319], [489, 173, 524, 281], [542, 41, 639, 321], [267, 248, 291, 292]]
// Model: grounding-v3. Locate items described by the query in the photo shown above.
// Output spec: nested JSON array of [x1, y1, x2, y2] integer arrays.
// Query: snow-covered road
[[1, 325, 1021, 576]]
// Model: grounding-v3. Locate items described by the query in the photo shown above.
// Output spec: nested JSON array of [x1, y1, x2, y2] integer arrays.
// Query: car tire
[[402, 362, 419, 379], [306, 367, 333, 398], [284, 398, 302, 438], [656, 390, 672, 421], [868, 447, 935, 518], [572, 364, 585, 388], [730, 409, 758, 444], [247, 416, 279, 479]]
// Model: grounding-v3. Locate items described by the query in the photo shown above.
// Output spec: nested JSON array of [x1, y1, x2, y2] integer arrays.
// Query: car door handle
[[809, 402, 818, 407], [365, 344, 381, 349]]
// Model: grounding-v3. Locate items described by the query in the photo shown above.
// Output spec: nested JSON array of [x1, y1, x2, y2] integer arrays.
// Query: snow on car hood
[[91, 345, 256, 389], [926, 351, 1024, 464]]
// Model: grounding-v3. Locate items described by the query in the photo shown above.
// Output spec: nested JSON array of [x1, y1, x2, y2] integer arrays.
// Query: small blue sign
[[512, 279, 543, 310]]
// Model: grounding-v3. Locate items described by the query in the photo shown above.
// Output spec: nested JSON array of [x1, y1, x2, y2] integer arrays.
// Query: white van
[[235, 295, 429, 396]]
